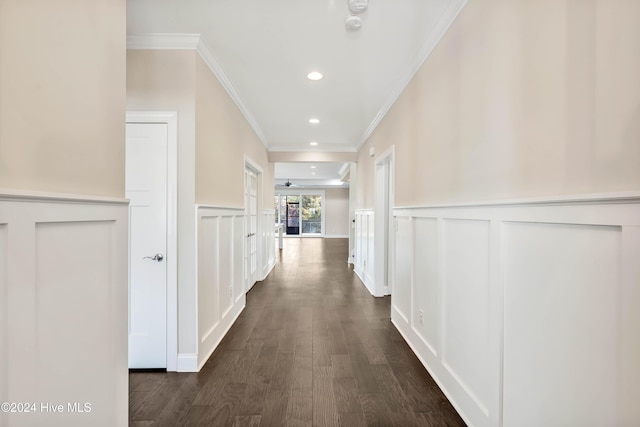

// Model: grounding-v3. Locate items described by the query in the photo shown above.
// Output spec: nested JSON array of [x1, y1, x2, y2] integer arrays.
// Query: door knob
[[144, 253, 164, 262]]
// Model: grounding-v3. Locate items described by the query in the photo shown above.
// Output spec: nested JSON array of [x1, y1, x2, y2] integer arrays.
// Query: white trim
[[176, 354, 198, 372], [324, 235, 350, 239], [197, 301, 245, 371], [393, 191, 640, 211], [244, 155, 264, 175], [244, 157, 263, 292], [338, 162, 351, 181], [261, 208, 277, 281], [127, 34, 269, 149], [126, 111, 179, 372], [374, 145, 395, 297], [357, 0, 468, 149], [0, 189, 128, 205]]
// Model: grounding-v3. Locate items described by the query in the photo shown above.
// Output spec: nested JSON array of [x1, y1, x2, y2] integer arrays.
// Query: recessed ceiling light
[[307, 71, 323, 81], [309, 118, 320, 124], [309, 141, 318, 146], [310, 165, 316, 169], [312, 172, 316, 175]]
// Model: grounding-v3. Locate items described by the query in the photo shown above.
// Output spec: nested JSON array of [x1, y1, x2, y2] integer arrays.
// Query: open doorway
[[275, 192, 325, 237]]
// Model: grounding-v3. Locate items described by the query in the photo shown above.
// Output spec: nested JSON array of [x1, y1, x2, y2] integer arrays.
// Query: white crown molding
[[356, 0, 468, 151], [338, 162, 351, 178], [127, 33, 270, 149]]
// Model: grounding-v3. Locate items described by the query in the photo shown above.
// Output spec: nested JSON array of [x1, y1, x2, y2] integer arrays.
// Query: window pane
[[301, 195, 322, 234]]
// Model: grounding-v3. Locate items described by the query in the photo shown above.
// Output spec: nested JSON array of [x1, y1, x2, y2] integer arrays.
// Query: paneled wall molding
[[1, 193, 129, 426], [195, 206, 246, 371], [262, 209, 276, 280], [354, 209, 376, 296], [391, 194, 640, 427]]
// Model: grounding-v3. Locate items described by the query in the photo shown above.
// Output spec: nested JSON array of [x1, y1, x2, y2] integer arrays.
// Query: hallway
[[129, 238, 465, 426]]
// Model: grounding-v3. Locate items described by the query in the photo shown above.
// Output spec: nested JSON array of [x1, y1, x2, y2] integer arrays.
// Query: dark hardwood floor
[[130, 238, 466, 426]]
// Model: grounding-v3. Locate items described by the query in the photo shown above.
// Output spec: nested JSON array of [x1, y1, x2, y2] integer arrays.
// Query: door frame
[[274, 190, 326, 237], [244, 156, 263, 292], [126, 111, 178, 371], [374, 145, 394, 297]]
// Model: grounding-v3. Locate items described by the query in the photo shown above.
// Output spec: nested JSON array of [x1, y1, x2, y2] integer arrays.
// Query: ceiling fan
[[277, 179, 303, 188]]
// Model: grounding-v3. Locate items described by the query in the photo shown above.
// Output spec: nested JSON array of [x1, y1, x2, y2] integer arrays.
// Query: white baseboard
[[260, 258, 276, 281], [197, 302, 245, 371], [176, 354, 198, 372]]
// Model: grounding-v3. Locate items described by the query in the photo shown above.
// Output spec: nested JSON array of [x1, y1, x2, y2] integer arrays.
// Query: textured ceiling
[[127, 0, 466, 152]]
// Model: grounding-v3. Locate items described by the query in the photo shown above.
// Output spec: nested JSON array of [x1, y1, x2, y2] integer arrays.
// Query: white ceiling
[[127, 0, 466, 152], [274, 162, 348, 189], [275, 162, 344, 180]]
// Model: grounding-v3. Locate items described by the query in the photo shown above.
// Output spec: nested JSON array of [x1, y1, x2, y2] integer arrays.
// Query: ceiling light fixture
[[345, 15, 362, 31], [309, 118, 320, 124], [346, 0, 368, 31], [309, 141, 318, 146], [310, 165, 317, 169], [307, 71, 323, 81], [349, 0, 369, 13]]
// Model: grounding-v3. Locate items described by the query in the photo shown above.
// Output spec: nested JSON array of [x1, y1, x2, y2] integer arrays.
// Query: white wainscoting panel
[[0, 192, 128, 427], [442, 219, 491, 416], [196, 206, 245, 370], [392, 194, 640, 427], [412, 217, 439, 356], [503, 222, 620, 427], [393, 217, 412, 323], [262, 209, 275, 280], [354, 210, 376, 295], [234, 216, 245, 303]]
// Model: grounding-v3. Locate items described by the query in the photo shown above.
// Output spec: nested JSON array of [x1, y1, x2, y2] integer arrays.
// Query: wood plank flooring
[[130, 238, 466, 426]]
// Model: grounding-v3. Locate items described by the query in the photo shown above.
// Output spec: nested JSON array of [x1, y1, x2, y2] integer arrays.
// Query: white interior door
[[126, 123, 168, 369], [245, 169, 258, 291], [375, 157, 391, 297]]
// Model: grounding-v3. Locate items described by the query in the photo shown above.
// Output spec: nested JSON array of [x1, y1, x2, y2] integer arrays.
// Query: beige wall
[[195, 56, 273, 208], [0, 0, 126, 197], [357, 0, 640, 208], [325, 188, 350, 236], [269, 151, 357, 163]]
